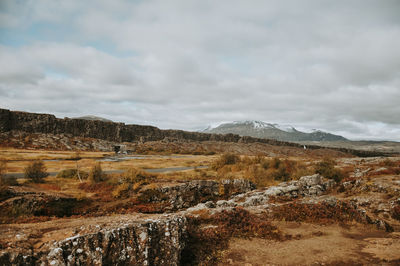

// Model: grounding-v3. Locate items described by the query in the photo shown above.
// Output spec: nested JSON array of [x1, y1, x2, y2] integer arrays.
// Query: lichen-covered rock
[[0, 188, 78, 219], [225, 174, 336, 208], [137, 179, 255, 211], [0, 215, 187, 266]]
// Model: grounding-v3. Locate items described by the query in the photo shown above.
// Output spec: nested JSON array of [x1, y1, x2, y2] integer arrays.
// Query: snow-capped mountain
[[203, 121, 347, 142], [73, 115, 113, 123]]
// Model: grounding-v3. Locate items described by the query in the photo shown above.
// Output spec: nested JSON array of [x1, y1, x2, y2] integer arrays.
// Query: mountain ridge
[[203, 120, 347, 142], [73, 115, 113, 123]]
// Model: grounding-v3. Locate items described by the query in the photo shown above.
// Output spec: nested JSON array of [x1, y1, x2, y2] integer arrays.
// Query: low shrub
[[24, 160, 48, 183], [271, 157, 282, 169], [87, 163, 105, 183], [314, 158, 344, 182], [0, 176, 18, 186], [112, 183, 130, 198], [211, 153, 240, 170], [57, 169, 88, 179], [244, 165, 274, 187], [123, 167, 154, 183], [110, 168, 156, 198]]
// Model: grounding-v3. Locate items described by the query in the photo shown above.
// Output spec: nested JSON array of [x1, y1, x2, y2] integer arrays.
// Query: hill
[[204, 120, 347, 142]]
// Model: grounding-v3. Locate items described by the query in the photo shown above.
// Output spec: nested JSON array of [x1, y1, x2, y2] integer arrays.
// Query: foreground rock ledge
[[0, 214, 187, 266]]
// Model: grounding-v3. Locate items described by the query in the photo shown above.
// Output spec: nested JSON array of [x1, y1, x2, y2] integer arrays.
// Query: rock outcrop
[[138, 179, 256, 211], [210, 174, 336, 208], [0, 214, 187, 265], [0, 187, 78, 218]]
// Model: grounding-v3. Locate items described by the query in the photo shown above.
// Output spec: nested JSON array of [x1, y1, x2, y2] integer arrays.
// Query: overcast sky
[[1, 1, 400, 141]]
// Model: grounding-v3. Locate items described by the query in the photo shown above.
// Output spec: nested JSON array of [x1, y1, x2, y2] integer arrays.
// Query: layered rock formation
[[138, 179, 255, 211], [0, 214, 187, 265]]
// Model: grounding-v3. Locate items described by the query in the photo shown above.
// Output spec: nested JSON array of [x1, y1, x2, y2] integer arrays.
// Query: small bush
[[57, 169, 88, 179], [273, 164, 290, 181], [1, 176, 18, 186], [261, 160, 270, 170], [212, 153, 240, 170], [271, 157, 281, 169], [112, 183, 131, 198], [244, 165, 274, 187], [314, 158, 344, 183], [123, 168, 154, 184], [24, 160, 48, 183], [88, 163, 105, 183]]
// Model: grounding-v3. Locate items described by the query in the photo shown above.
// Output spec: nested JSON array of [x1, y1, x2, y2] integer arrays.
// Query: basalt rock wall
[[0, 109, 295, 145], [0, 215, 187, 266]]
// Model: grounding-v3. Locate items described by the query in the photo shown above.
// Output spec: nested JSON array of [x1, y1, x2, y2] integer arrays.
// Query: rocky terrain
[[203, 120, 347, 142], [1, 168, 400, 265]]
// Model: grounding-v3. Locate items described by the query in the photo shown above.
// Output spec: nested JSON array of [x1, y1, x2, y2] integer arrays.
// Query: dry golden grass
[[0, 148, 215, 174], [0, 148, 111, 160]]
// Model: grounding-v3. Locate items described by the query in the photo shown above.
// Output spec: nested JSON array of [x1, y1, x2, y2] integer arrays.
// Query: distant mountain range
[[203, 120, 347, 142], [73, 115, 113, 123]]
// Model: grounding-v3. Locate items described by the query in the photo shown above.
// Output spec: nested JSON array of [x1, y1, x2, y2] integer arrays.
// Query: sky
[[1, 0, 400, 141]]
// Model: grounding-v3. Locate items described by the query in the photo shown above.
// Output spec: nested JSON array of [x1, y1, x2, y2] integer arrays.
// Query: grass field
[[0, 148, 216, 173]]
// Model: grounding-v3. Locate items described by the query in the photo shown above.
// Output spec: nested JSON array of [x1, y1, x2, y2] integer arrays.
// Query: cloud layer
[[1, 0, 400, 140]]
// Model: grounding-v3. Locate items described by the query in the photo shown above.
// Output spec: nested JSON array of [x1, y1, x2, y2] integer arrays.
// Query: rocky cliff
[[0, 109, 248, 143]]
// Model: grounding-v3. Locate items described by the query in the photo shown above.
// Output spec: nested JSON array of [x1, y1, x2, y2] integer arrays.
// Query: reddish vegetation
[[372, 167, 400, 176], [272, 201, 364, 224], [181, 208, 282, 265], [78, 182, 114, 201], [35, 183, 61, 191]]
